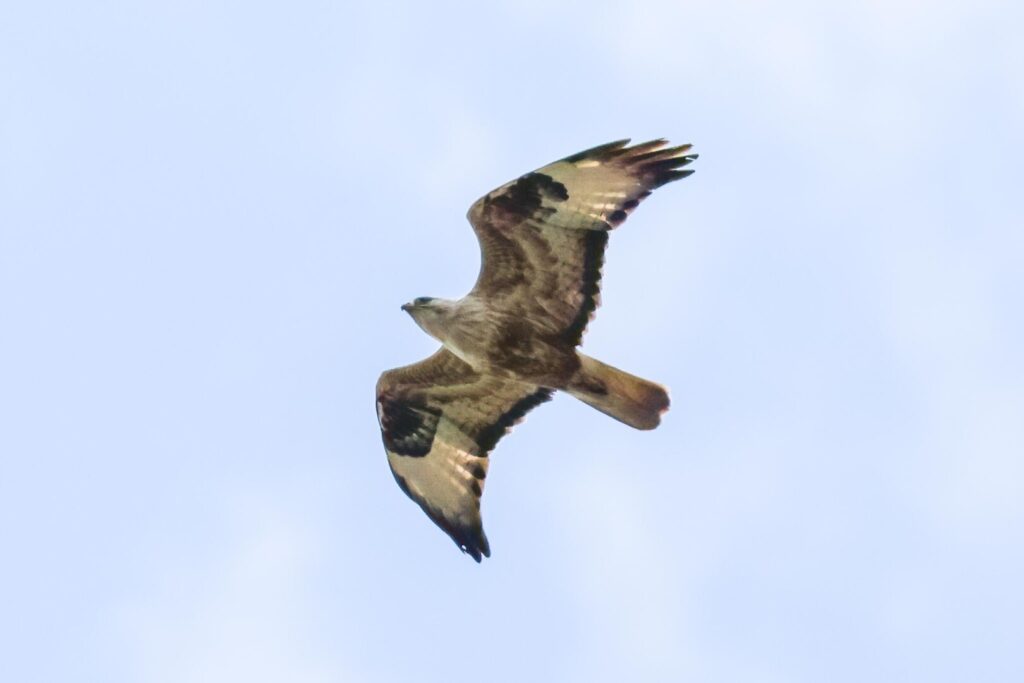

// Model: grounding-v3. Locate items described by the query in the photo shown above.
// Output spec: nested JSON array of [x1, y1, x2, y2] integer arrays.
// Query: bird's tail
[[566, 354, 669, 430]]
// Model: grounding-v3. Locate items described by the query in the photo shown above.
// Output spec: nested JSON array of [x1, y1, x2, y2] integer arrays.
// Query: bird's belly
[[442, 321, 578, 387]]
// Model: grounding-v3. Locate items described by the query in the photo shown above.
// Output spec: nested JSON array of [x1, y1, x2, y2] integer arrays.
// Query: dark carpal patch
[[533, 172, 569, 201], [476, 388, 554, 455], [378, 396, 442, 457], [487, 173, 568, 223]]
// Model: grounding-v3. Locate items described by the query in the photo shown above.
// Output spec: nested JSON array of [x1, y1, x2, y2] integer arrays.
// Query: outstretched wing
[[376, 348, 553, 561], [467, 139, 697, 345]]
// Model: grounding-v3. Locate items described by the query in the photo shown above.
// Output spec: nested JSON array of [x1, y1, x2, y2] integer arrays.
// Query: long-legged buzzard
[[376, 139, 697, 561]]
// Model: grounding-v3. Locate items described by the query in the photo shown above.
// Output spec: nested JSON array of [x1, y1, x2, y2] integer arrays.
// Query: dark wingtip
[[622, 138, 669, 157], [563, 139, 631, 163], [649, 168, 695, 188], [459, 532, 490, 563]]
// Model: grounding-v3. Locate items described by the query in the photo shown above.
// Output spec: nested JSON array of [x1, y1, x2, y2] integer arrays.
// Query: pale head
[[401, 296, 456, 341]]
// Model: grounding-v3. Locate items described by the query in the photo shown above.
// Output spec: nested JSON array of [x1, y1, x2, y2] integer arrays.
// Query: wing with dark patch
[[376, 348, 553, 561], [467, 139, 697, 344]]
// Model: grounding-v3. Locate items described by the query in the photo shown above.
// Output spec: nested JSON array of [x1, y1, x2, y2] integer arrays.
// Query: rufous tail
[[566, 354, 670, 430]]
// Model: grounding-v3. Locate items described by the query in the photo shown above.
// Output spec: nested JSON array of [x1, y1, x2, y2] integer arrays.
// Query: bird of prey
[[375, 139, 697, 561]]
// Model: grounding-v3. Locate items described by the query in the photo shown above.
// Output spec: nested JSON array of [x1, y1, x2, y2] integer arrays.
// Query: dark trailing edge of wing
[[564, 231, 609, 345], [476, 387, 554, 454]]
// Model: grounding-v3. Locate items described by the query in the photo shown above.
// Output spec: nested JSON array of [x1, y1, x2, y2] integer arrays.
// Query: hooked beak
[[401, 302, 413, 313]]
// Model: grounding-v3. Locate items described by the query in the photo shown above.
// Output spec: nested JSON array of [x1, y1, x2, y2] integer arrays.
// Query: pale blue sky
[[2, 1, 1022, 681]]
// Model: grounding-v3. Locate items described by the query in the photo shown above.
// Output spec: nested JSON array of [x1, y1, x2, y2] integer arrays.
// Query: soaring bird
[[375, 139, 697, 561]]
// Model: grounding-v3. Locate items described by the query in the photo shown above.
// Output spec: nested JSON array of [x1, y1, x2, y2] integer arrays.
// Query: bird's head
[[401, 297, 454, 340], [400, 296, 438, 315]]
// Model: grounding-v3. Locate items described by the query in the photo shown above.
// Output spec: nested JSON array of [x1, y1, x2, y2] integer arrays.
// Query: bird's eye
[[414, 297, 434, 306]]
